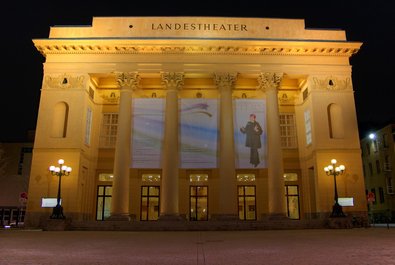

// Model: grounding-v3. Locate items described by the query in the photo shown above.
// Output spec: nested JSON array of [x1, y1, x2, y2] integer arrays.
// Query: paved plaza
[[1, 227, 395, 265]]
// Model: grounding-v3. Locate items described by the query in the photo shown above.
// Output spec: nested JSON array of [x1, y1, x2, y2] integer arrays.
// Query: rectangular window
[[368, 163, 373, 176], [17, 147, 32, 175], [387, 177, 394, 194], [100, 113, 118, 148], [376, 160, 381, 174], [379, 187, 385, 204], [371, 188, 376, 204], [84, 107, 93, 145], [279, 113, 297, 148], [304, 109, 312, 145], [366, 143, 370, 155]]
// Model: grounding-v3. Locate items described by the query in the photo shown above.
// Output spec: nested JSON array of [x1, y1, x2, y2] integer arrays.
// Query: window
[[84, 107, 93, 145], [368, 163, 373, 176], [141, 186, 160, 221], [376, 160, 381, 174], [387, 177, 394, 194], [190, 186, 208, 221], [373, 140, 378, 152], [366, 143, 370, 155], [371, 188, 376, 204], [304, 109, 312, 145], [383, 133, 389, 148], [100, 113, 118, 148], [238, 186, 256, 220], [379, 187, 385, 204], [96, 185, 112, 221], [17, 147, 32, 175], [279, 113, 297, 148]]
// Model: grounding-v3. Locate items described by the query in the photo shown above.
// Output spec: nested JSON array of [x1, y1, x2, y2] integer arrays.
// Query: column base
[[210, 214, 239, 221], [158, 214, 185, 221], [106, 214, 131, 221], [262, 213, 289, 221]]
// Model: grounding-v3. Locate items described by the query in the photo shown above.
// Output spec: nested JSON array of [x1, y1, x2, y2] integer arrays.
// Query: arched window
[[51, 102, 69, 138], [327, 103, 344, 139]]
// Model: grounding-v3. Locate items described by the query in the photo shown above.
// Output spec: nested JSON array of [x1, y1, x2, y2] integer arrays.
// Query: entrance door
[[285, 185, 300, 219], [238, 185, 256, 220], [96, 185, 112, 221], [190, 186, 208, 221], [141, 186, 160, 221]]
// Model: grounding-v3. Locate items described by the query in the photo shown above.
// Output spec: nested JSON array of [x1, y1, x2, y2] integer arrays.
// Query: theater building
[[25, 16, 367, 228]]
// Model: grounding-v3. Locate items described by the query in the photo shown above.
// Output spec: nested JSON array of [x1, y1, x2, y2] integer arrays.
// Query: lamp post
[[49, 159, 72, 219], [324, 159, 346, 217]]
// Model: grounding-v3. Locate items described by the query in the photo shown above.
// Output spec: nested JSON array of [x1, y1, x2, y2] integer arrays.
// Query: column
[[258, 72, 286, 218], [109, 72, 140, 221], [159, 72, 184, 220], [214, 72, 238, 220]]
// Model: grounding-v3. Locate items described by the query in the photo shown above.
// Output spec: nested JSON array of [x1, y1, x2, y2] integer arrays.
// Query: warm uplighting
[[49, 159, 72, 219], [324, 159, 346, 217]]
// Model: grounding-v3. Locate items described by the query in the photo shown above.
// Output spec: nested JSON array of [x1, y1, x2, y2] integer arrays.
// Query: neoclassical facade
[[25, 17, 367, 228]]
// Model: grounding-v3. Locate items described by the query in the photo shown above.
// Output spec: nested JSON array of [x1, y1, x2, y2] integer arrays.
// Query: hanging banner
[[234, 99, 267, 168], [180, 99, 218, 168], [131, 98, 164, 168]]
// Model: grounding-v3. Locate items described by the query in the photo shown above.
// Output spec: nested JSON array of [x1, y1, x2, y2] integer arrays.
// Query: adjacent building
[[25, 16, 367, 228], [361, 124, 395, 223]]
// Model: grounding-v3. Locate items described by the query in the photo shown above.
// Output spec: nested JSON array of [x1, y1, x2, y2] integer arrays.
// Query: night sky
[[1, 2, 394, 142]]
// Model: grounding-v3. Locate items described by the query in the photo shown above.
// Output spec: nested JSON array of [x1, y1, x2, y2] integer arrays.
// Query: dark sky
[[1, 2, 394, 141]]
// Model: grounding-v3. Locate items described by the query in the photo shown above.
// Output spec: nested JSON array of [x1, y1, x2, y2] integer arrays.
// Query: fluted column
[[109, 72, 140, 221], [258, 72, 286, 218], [159, 72, 184, 219], [214, 72, 238, 220]]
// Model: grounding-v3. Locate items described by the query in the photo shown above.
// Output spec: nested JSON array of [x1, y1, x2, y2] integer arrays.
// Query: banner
[[180, 99, 218, 168], [234, 99, 267, 168], [131, 98, 164, 168]]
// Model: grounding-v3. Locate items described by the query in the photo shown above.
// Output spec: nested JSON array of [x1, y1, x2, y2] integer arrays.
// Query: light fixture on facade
[[324, 159, 346, 217], [49, 159, 72, 219]]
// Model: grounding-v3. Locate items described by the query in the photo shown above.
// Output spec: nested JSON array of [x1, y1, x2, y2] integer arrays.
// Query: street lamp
[[49, 159, 72, 219], [324, 159, 346, 217]]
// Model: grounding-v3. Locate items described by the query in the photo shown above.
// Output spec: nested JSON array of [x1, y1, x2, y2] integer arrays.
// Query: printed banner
[[180, 99, 218, 168], [234, 99, 267, 168], [131, 98, 164, 168]]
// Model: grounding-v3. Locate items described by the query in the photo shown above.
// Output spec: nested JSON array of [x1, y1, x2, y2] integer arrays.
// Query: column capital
[[214, 72, 238, 92], [257, 72, 283, 92], [115, 72, 140, 90], [161, 72, 185, 91]]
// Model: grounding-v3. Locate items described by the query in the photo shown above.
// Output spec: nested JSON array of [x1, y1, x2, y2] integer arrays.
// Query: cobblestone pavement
[[1, 227, 395, 265]]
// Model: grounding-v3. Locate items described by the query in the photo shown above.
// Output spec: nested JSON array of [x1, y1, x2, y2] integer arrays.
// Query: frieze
[[44, 74, 85, 89], [34, 43, 360, 57], [98, 90, 120, 104], [311, 76, 352, 91]]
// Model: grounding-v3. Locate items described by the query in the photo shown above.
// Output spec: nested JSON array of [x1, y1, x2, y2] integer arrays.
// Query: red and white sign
[[367, 192, 375, 203]]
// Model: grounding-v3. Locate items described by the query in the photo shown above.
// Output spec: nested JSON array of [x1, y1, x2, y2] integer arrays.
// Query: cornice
[[33, 39, 361, 57]]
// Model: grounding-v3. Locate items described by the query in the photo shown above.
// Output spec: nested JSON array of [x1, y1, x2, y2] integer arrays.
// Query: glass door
[[141, 186, 160, 221], [238, 185, 256, 220], [190, 186, 208, 221], [96, 185, 112, 221]]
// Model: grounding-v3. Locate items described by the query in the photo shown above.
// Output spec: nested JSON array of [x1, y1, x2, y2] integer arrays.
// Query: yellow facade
[[25, 16, 367, 228]]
